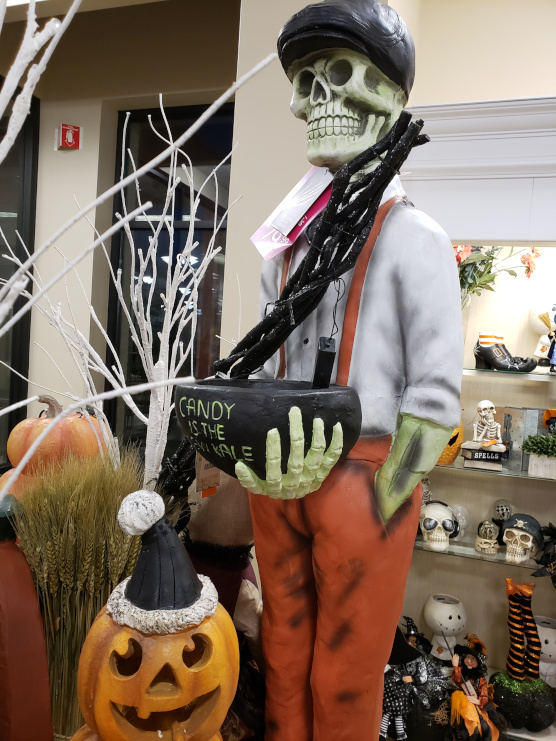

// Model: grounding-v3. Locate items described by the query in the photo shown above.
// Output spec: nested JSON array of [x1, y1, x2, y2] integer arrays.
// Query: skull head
[[419, 502, 458, 552], [477, 400, 496, 423], [474, 520, 500, 556], [503, 514, 542, 564], [290, 49, 407, 172]]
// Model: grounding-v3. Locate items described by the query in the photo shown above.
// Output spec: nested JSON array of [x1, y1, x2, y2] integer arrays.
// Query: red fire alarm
[[56, 124, 81, 150]]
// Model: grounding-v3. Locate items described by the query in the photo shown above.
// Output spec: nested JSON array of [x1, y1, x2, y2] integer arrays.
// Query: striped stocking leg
[[521, 585, 541, 679], [506, 579, 526, 680], [380, 713, 390, 738], [394, 715, 407, 740]]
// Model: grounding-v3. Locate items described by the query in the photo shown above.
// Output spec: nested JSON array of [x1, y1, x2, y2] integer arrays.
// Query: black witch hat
[[106, 490, 218, 634]]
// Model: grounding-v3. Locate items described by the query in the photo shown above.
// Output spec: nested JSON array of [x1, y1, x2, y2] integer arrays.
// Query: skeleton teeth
[[307, 113, 363, 140]]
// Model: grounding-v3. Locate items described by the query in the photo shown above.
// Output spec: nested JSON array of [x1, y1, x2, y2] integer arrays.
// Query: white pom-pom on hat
[[118, 490, 165, 536]]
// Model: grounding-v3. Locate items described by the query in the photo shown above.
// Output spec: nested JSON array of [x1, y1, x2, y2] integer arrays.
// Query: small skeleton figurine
[[473, 400, 503, 444]]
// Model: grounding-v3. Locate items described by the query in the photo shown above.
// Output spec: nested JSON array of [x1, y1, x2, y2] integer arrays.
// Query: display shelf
[[435, 458, 556, 484], [507, 723, 556, 740], [414, 535, 538, 570], [463, 367, 555, 383]]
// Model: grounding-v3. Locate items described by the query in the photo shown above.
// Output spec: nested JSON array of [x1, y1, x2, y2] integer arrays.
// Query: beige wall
[[395, 0, 556, 105], [222, 0, 556, 349]]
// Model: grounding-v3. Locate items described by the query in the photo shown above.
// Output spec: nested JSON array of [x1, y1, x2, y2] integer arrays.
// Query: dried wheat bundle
[[13, 449, 143, 736]]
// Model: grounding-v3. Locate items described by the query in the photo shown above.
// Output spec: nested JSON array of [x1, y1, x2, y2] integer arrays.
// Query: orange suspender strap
[[277, 195, 405, 383], [335, 196, 406, 386]]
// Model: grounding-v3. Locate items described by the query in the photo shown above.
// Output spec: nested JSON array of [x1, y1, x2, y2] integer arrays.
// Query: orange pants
[[249, 436, 421, 741]]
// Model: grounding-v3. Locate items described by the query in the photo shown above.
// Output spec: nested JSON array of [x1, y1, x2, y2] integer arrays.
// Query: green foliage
[[13, 449, 144, 736], [523, 433, 556, 458]]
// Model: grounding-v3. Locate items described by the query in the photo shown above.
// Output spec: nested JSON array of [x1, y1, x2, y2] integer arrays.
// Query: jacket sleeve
[[389, 204, 463, 429], [250, 252, 284, 380]]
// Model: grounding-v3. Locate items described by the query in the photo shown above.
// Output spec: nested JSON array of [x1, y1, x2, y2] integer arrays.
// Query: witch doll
[[450, 637, 505, 741]]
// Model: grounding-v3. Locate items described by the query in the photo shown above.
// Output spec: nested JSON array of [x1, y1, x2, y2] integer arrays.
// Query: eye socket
[[328, 59, 352, 86], [546, 640, 549, 644], [442, 519, 455, 533], [448, 615, 453, 620], [183, 634, 212, 670], [297, 70, 315, 98], [422, 518, 438, 531], [111, 638, 143, 677]]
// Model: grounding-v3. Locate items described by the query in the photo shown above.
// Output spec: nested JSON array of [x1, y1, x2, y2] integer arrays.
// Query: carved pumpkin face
[[77, 605, 239, 741]]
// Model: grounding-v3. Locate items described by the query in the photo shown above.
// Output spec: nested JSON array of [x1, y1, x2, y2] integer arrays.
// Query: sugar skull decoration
[[72, 491, 239, 741], [474, 520, 500, 556], [423, 593, 467, 661], [502, 513, 543, 565], [418, 501, 460, 552]]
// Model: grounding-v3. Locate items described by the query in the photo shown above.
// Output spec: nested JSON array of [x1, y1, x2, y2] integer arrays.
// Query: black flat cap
[[278, 0, 415, 98]]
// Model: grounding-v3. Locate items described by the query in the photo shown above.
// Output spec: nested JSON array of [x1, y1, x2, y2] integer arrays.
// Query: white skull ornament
[[474, 520, 500, 555], [419, 501, 458, 552], [503, 525, 539, 564], [290, 49, 407, 172]]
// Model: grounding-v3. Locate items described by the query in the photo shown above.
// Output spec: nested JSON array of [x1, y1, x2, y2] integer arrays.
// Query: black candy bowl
[[175, 379, 362, 480]]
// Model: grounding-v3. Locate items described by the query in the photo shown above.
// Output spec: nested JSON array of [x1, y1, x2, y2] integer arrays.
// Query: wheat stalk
[[12, 448, 144, 736]]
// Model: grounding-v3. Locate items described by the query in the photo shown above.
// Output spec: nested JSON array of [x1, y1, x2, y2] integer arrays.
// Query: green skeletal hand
[[376, 413, 452, 523], [235, 406, 343, 499]]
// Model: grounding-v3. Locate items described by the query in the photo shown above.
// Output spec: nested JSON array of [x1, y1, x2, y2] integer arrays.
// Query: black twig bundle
[[214, 110, 428, 379]]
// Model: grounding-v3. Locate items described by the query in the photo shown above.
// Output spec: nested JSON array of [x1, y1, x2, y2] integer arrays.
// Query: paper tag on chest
[[251, 166, 333, 261]]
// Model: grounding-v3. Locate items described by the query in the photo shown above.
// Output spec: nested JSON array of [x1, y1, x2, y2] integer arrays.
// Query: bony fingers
[[287, 407, 305, 483], [265, 427, 283, 484], [235, 461, 265, 496]]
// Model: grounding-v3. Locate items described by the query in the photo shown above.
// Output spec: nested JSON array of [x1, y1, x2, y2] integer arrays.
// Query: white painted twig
[[0, 53, 276, 308], [0, 395, 39, 419], [0, 376, 194, 499]]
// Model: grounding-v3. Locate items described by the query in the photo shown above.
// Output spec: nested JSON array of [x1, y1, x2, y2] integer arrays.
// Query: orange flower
[[520, 253, 536, 277], [453, 245, 473, 265]]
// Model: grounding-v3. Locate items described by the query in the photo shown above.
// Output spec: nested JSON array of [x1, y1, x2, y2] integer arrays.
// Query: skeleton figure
[[503, 513, 543, 565], [475, 520, 500, 555], [473, 400, 502, 444]]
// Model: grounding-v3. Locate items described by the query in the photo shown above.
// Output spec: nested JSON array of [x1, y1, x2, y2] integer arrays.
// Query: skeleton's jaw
[[305, 100, 387, 172]]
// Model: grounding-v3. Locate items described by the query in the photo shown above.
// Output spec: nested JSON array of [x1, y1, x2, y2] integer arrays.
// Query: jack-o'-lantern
[[77, 604, 237, 741], [72, 490, 239, 741]]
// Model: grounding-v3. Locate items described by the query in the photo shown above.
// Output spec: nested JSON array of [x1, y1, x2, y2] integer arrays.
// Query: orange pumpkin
[[0, 469, 34, 500], [7, 395, 106, 474], [75, 604, 238, 741]]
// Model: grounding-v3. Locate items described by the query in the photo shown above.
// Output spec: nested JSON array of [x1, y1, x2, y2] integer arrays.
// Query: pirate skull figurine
[[419, 501, 459, 552], [474, 520, 500, 555], [503, 513, 543, 565]]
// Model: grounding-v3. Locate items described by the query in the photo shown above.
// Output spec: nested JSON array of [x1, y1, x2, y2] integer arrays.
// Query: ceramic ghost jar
[[289, 49, 407, 172], [536, 616, 556, 688], [423, 593, 467, 661]]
